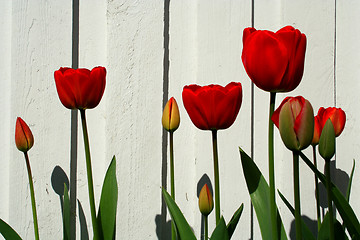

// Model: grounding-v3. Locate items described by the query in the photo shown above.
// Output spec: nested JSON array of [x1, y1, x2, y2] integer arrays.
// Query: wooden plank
[[9, 0, 72, 239], [169, 0, 252, 238], [336, 0, 360, 219], [106, 0, 164, 238], [254, 0, 336, 237]]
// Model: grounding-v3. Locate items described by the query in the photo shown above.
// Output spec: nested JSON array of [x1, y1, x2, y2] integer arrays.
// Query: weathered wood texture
[[1, 0, 359, 239]]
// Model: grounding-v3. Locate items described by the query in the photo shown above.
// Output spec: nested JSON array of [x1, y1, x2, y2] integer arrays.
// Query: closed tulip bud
[[198, 184, 214, 216], [272, 96, 314, 152], [15, 117, 34, 153], [319, 119, 336, 161], [162, 97, 180, 132]]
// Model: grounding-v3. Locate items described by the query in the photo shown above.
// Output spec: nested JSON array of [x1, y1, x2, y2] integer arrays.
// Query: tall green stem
[[80, 109, 100, 240], [24, 152, 40, 240], [293, 152, 302, 240], [212, 130, 220, 224], [268, 92, 277, 240], [204, 216, 208, 240], [312, 145, 321, 231], [325, 160, 335, 240], [169, 131, 176, 240]]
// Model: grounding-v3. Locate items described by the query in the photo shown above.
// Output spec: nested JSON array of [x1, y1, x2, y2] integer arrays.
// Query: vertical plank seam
[[250, 0, 255, 239], [161, 0, 170, 239], [70, 0, 79, 239], [334, 0, 337, 107]]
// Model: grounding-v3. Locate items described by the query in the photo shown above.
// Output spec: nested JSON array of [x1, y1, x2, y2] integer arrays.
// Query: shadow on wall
[[51, 166, 89, 240], [289, 160, 350, 239]]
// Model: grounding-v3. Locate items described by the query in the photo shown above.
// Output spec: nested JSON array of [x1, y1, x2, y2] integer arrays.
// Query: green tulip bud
[[319, 119, 336, 161]]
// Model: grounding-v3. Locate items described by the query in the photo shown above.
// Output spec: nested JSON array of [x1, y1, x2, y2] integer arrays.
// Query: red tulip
[[15, 117, 34, 153], [54, 66, 106, 110], [182, 82, 242, 130], [317, 107, 346, 137], [311, 115, 322, 145], [272, 96, 314, 151], [242, 26, 307, 92]]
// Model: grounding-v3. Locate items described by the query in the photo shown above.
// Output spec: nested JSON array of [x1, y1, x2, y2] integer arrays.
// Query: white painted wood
[[254, 0, 336, 237], [2, 0, 360, 239], [0, 0, 12, 225], [106, 0, 164, 239], [336, 0, 360, 219], [5, 1, 73, 239]]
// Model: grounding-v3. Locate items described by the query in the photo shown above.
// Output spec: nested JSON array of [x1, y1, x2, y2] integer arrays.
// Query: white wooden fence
[[1, 0, 359, 239]]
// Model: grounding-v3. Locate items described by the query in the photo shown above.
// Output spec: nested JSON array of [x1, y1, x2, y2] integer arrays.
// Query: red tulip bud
[[15, 117, 34, 153], [198, 184, 214, 216], [272, 96, 314, 151], [162, 97, 180, 132]]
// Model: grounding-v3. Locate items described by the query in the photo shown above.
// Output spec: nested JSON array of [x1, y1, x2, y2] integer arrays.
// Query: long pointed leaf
[[162, 188, 196, 240], [0, 218, 22, 240], [300, 152, 360, 238], [239, 147, 287, 240], [226, 204, 243, 238], [97, 156, 118, 240], [210, 217, 229, 240], [277, 190, 316, 240], [318, 211, 348, 240]]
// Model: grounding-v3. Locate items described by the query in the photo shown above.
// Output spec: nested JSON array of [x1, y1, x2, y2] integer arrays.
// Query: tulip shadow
[[155, 214, 172, 240], [289, 215, 318, 239], [51, 166, 89, 240], [197, 174, 213, 240], [318, 160, 350, 217]]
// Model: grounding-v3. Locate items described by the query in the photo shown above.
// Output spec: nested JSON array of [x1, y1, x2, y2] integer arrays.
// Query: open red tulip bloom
[[242, 26, 306, 92], [54, 67, 106, 110], [316, 107, 346, 138], [182, 82, 242, 130], [15, 117, 34, 153]]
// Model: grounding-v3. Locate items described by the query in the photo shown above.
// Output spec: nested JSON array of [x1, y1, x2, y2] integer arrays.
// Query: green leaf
[[239, 147, 288, 240], [0, 218, 22, 240], [210, 217, 229, 240], [277, 190, 316, 240], [318, 211, 348, 240], [162, 188, 196, 240], [226, 204, 243, 238], [300, 152, 360, 238], [345, 160, 355, 202], [63, 184, 70, 240], [97, 156, 118, 240]]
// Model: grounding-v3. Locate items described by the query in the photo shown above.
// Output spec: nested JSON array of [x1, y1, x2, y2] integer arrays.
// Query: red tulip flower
[[272, 96, 314, 151], [311, 107, 346, 145], [242, 26, 306, 92], [15, 117, 34, 153], [54, 66, 106, 110], [182, 82, 242, 130]]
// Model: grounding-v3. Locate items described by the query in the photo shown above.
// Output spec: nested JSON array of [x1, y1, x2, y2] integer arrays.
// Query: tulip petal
[[242, 30, 288, 92], [54, 70, 77, 109], [279, 101, 299, 151], [293, 99, 314, 150]]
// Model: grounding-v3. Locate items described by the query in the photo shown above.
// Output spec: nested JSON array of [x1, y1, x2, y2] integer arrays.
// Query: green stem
[[80, 109, 100, 240], [312, 145, 321, 231], [170, 131, 176, 240], [268, 92, 277, 240], [212, 130, 220, 225], [204, 215, 208, 240], [293, 152, 302, 240], [325, 160, 335, 240], [24, 152, 40, 240]]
